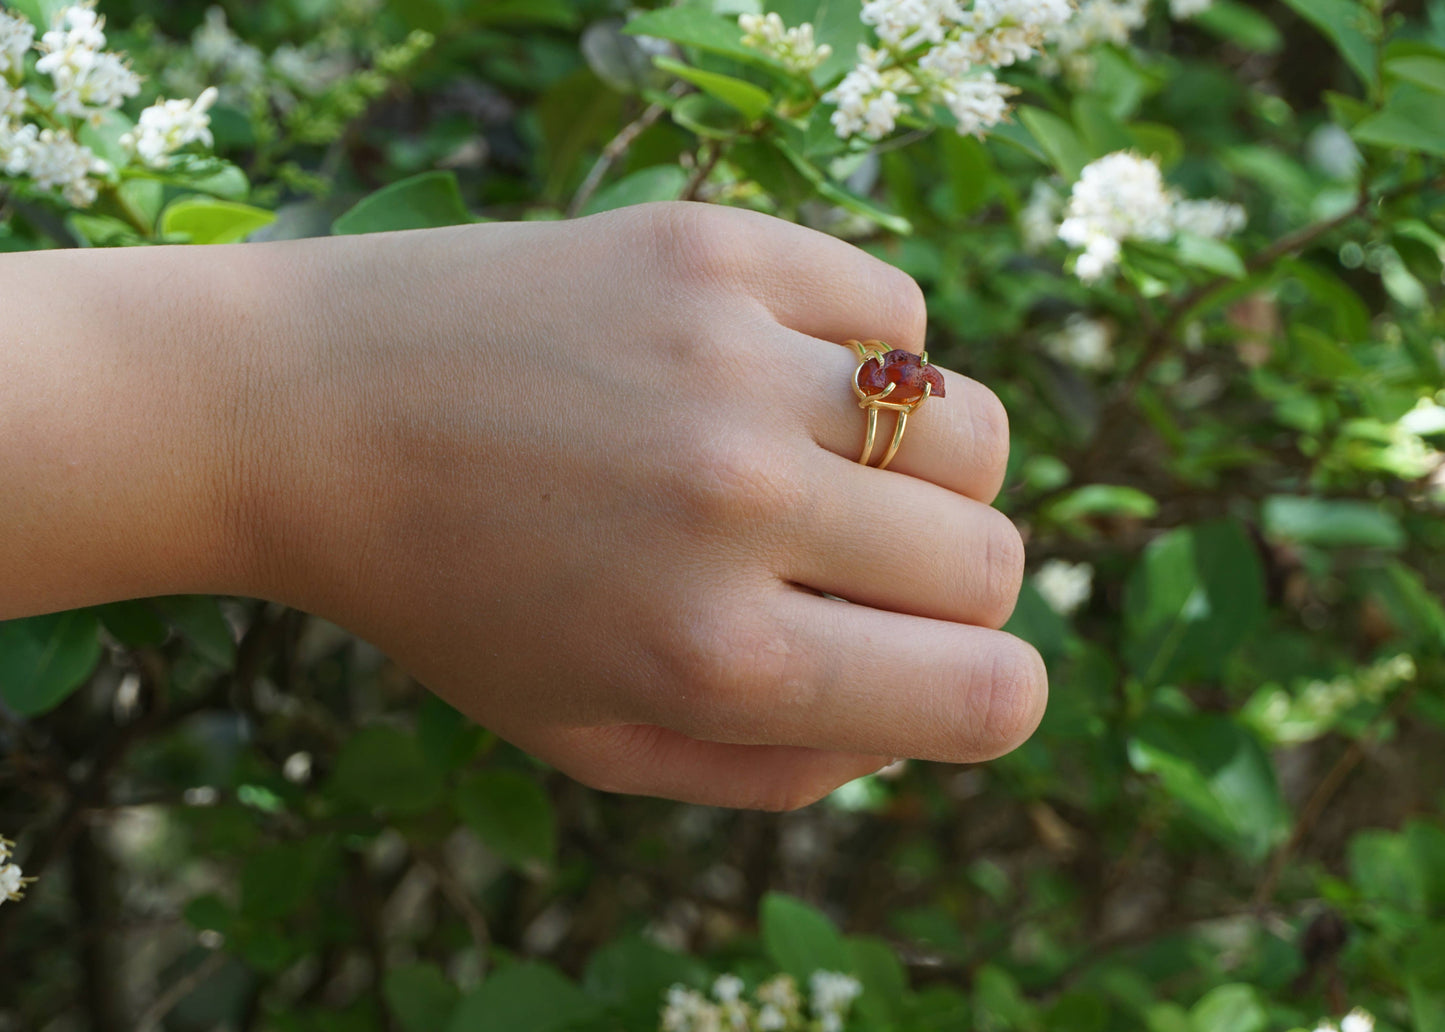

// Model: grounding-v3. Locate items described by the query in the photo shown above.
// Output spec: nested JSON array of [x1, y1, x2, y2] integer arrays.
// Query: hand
[[224, 201, 1047, 809]]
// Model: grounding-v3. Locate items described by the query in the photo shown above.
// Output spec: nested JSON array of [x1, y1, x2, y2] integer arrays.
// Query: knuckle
[[969, 387, 1011, 490], [980, 514, 1027, 628], [637, 201, 747, 290], [663, 604, 810, 741], [976, 638, 1048, 757], [673, 435, 807, 531]]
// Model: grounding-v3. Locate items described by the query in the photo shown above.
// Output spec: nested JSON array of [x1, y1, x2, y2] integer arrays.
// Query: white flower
[[825, 47, 907, 140], [1171, 197, 1247, 239], [1307, 123, 1362, 181], [756, 1004, 787, 1031], [1169, 0, 1213, 18], [1341, 1009, 1376, 1032], [120, 86, 217, 168], [270, 43, 351, 97], [25, 127, 109, 206], [191, 6, 265, 89], [1035, 559, 1094, 615], [38, 2, 107, 66], [49, 48, 141, 119], [0, 81, 27, 121], [0, 119, 37, 175], [1045, 314, 1114, 370], [36, 3, 140, 121], [661, 985, 722, 1032], [711, 974, 744, 1004], [0, 835, 33, 905], [0, 9, 36, 76], [936, 70, 1015, 136], [755, 975, 801, 1013], [1057, 151, 1244, 282], [861, 0, 963, 49], [738, 13, 832, 73], [1047, 0, 1148, 79], [1021, 179, 1062, 251], [809, 971, 862, 1020]]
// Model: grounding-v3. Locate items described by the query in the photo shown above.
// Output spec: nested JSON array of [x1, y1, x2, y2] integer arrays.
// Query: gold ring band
[[845, 339, 944, 470]]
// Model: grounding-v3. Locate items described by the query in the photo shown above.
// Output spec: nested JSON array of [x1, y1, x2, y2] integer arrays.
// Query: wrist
[[0, 243, 264, 616]]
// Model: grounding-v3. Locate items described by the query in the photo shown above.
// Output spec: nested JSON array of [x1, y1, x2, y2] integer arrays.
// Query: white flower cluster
[[120, 86, 218, 168], [34, 1, 141, 121], [0, 835, 34, 906], [0, 2, 219, 205], [1315, 1009, 1376, 1032], [1169, 0, 1214, 18], [1045, 314, 1115, 370], [1044, 0, 1147, 80], [1252, 655, 1415, 744], [660, 971, 860, 1032], [1035, 559, 1094, 615], [822, 0, 1073, 141], [1056, 151, 1246, 282], [171, 6, 352, 110], [739, 13, 832, 74]]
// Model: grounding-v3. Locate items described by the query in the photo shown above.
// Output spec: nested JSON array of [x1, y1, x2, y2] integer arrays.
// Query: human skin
[[0, 200, 1045, 810]]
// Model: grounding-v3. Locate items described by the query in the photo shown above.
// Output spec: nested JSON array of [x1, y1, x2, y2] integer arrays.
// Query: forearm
[[0, 243, 263, 618]]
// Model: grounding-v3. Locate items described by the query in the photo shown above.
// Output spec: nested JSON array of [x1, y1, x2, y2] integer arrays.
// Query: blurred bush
[[1, 0, 1444, 1030]]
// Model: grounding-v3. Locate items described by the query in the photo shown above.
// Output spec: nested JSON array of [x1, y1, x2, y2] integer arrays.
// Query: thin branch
[[1252, 684, 1420, 911], [680, 141, 727, 202], [567, 82, 691, 218], [135, 950, 227, 1032], [416, 850, 492, 966]]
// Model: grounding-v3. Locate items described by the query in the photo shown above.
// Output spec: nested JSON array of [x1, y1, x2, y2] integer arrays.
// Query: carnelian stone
[[856, 350, 946, 402]]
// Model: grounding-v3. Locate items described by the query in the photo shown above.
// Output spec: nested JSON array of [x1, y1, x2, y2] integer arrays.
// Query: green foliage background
[[1, 0, 1444, 1029]]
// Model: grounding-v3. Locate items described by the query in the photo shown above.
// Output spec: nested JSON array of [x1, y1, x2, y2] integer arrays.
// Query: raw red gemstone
[[856, 349, 946, 402]]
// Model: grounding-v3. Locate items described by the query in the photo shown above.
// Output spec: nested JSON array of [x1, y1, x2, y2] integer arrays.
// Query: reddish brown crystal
[[856, 349, 946, 403]]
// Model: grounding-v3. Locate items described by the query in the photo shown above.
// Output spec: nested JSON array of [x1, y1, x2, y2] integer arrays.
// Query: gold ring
[[844, 339, 945, 470]]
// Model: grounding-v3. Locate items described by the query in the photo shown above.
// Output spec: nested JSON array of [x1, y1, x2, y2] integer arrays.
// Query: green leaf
[[938, 133, 993, 218], [241, 840, 333, 922], [581, 165, 689, 216], [1018, 106, 1090, 180], [848, 936, 908, 1025], [582, 935, 706, 1023], [454, 769, 556, 868], [160, 199, 276, 245], [331, 726, 445, 816], [385, 964, 461, 1032], [1193, 0, 1284, 53], [1123, 521, 1267, 686], [1276, 0, 1377, 91], [1387, 52, 1445, 94], [93, 600, 169, 649], [670, 92, 750, 139], [154, 596, 236, 669], [447, 963, 598, 1032], [416, 694, 486, 772], [1072, 97, 1132, 157], [1046, 484, 1160, 522], [1349, 828, 1427, 911], [1263, 496, 1406, 549], [1004, 582, 1071, 662], [771, 139, 912, 234], [760, 893, 851, 983], [1189, 984, 1267, 1032], [1354, 86, 1445, 156], [652, 56, 770, 120], [1174, 233, 1247, 279], [1369, 563, 1445, 648], [468, 0, 579, 27], [0, 610, 103, 716], [1128, 713, 1289, 859], [332, 171, 476, 235], [623, 7, 759, 64]]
